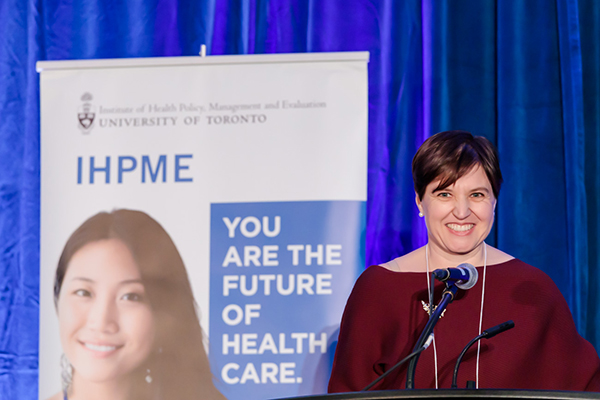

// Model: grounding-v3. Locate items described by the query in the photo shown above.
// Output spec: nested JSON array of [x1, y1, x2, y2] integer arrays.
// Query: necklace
[[425, 242, 487, 389]]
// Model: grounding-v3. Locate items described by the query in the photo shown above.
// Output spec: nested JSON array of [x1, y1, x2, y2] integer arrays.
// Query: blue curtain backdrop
[[1, 0, 599, 397]]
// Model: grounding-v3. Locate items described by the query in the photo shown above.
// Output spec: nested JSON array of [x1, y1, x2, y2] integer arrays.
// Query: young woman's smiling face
[[57, 239, 155, 384], [416, 165, 496, 258]]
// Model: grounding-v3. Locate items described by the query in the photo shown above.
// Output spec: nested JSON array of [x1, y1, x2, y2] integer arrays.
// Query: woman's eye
[[122, 293, 143, 302], [74, 289, 91, 297], [437, 192, 451, 198], [471, 192, 484, 198]]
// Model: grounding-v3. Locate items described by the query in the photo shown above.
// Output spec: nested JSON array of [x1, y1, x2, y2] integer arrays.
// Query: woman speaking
[[328, 131, 600, 391]]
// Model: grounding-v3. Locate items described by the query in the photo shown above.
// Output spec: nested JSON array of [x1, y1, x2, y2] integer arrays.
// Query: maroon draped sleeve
[[328, 260, 600, 392], [327, 266, 402, 392]]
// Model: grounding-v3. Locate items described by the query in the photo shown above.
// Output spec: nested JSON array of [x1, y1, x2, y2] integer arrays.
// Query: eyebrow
[[431, 187, 490, 193], [70, 277, 144, 285], [71, 277, 94, 283]]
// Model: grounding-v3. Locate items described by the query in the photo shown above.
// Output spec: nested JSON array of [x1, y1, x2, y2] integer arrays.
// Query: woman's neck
[[426, 242, 486, 270]]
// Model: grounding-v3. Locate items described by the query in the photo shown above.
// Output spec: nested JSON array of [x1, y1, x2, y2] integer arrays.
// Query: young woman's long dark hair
[[54, 209, 225, 400]]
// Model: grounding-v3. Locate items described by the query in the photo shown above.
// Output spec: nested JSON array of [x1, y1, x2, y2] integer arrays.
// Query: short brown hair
[[412, 130, 502, 200]]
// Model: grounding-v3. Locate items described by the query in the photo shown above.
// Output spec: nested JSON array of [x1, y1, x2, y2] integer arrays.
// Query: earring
[[145, 368, 153, 384], [418, 212, 424, 218], [60, 354, 73, 392]]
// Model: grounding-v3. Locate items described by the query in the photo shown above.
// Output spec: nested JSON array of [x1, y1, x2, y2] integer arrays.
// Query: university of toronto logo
[[78, 92, 95, 132]]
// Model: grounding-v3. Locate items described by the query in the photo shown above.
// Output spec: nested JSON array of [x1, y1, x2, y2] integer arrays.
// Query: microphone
[[433, 263, 478, 290], [451, 320, 515, 388], [483, 320, 515, 339]]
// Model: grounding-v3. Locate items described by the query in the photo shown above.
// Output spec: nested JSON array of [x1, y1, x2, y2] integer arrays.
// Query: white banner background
[[38, 53, 368, 399]]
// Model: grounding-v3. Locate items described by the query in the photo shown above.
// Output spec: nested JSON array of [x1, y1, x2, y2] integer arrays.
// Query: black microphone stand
[[405, 283, 458, 389], [362, 337, 432, 391], [451, 320, 515, 388]]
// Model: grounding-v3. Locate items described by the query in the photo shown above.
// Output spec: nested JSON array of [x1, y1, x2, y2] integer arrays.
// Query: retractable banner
[[38, 53, 368, 400]]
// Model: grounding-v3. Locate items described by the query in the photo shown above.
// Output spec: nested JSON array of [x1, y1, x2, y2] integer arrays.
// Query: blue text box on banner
[[210, 201, 365, 399]]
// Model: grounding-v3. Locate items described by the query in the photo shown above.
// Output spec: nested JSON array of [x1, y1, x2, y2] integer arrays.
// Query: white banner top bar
[[36, 51, 370, 72]]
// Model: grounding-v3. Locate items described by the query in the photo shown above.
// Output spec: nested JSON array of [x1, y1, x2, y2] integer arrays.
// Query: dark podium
[[274, 389, 600, 400]]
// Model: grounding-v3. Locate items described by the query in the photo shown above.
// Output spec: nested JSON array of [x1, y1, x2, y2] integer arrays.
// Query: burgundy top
[[328, 259, 600, 392]]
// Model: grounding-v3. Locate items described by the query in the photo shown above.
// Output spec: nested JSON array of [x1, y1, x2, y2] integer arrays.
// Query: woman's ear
[[415, 192, 424, 217]]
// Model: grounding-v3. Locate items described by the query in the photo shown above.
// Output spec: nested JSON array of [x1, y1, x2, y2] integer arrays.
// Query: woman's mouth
[[79, 341, 122, 356], [446, 223, 474, 233], [83, 343, 118, 352]]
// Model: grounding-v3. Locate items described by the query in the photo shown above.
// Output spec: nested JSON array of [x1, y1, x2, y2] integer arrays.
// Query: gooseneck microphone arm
[[405, 283, 459, 389], [451, 320, 515, 388], [362, 334, 434, 391]]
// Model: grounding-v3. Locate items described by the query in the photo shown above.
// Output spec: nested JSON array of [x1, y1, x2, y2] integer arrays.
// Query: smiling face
[[57, 239, 155, 385], [416, 165, 496, 258]]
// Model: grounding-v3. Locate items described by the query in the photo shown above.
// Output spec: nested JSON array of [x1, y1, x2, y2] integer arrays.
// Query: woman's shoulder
[[485, 245, 514, 264], [482, 245, 548, 280], [349, 262, 425, 303], [379, 247, 426, 272], [353, 264, 400, 291], [491, 255, 554, 280], [342, 265, 422, 324], [489, 256, 563, 304]]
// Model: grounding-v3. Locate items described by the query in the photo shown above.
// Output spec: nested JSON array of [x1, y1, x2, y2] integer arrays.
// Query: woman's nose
[[452, 197, 471, 219], [87, 297, 119, 334]]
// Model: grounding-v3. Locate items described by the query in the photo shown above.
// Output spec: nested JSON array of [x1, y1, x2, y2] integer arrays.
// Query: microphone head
[[455, 263, 478, 290], [483, 320, 515, 339]]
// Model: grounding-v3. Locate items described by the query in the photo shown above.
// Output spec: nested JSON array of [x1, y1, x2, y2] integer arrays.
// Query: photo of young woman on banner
[[49, 209, 225, 400]]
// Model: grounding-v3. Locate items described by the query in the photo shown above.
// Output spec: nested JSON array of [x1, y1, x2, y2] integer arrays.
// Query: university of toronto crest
[[78, 92, 95, 132]]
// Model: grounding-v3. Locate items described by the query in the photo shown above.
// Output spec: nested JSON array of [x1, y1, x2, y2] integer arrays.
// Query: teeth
[[447, 224, 473, 232], [84, 343, 117, 352]]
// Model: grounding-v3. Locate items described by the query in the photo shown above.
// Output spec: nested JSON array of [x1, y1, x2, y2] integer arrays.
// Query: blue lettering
[[77, 157, 83, 184], [175, 154, 193, 182], [118, 156, 137, 184], [90, 156, 110, 184], [77, 154, 191, 184], [142, 155, 167, 183]]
